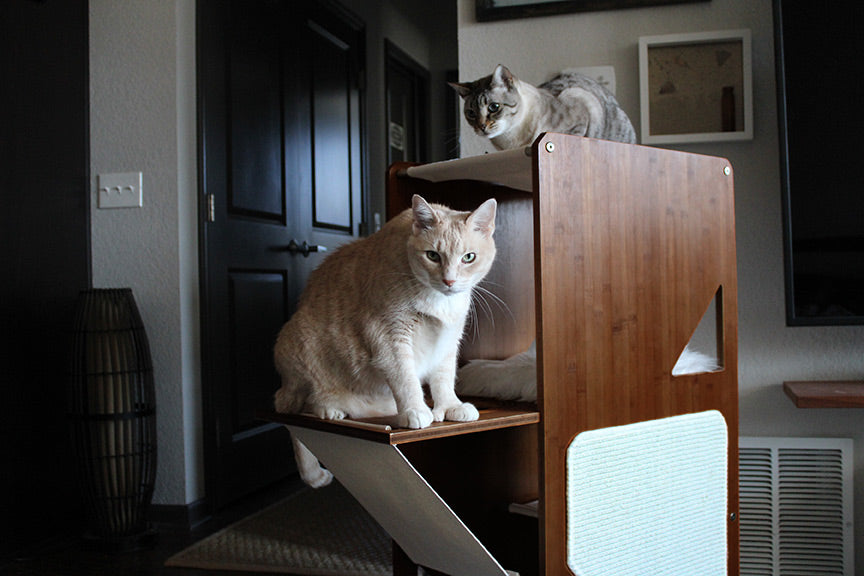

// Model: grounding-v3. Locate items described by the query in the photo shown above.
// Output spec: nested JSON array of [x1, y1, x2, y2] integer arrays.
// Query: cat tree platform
[[263, 401, 538, 445]]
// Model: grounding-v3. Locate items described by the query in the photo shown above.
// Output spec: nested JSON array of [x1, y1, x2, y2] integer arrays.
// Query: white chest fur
[[411, 291, 471, 379]]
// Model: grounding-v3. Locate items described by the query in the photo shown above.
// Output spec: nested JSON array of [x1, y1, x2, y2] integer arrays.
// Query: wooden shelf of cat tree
[[783, 381, 864, 408], [259, 401, 539, 445]]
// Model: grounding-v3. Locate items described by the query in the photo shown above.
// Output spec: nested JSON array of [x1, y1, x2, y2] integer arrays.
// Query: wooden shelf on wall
[[783, 381, 864, 408]]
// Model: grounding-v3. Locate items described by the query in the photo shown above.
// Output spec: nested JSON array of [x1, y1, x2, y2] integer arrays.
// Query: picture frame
[[476, 0, 709, 22], [639, 29, 753, 144]]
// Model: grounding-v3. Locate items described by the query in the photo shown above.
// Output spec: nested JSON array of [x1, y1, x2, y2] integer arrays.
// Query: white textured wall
[[457, 0, 864, 569], [89, 0, 201, 505]]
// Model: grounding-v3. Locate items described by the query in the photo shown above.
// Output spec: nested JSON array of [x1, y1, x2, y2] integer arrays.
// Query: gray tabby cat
[[274, 195, 497, 487], [451, 64, 636, 149]]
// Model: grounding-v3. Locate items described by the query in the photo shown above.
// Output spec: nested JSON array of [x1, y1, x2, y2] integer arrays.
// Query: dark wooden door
[[198, 0, 365, 508], [385, 40, 429, 165]]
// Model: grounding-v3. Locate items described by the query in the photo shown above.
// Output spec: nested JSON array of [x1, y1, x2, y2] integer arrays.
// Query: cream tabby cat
[[274, 195, 497, 487], [451, 64, 637, 150]]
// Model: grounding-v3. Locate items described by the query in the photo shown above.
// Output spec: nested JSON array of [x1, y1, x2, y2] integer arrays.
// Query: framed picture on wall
[[476, 0, 709, 21], [639, 29, 753, 144]]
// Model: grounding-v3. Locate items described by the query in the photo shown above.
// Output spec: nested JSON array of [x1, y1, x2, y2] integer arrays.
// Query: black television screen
[[775, 0, 864, 325]]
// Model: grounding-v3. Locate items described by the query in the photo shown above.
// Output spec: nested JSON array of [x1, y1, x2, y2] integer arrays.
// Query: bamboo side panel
[[533, 134, 739, 576]]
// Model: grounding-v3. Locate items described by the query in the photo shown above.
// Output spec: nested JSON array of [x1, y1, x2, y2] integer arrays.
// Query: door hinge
[[207, 194, 215, 222]]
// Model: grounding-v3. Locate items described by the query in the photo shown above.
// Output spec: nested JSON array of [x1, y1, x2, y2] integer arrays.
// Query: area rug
[[165, 483, 392, 575]]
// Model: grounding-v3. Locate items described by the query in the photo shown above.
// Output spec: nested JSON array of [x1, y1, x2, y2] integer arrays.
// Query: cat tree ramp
[[263, 132, 739, 576]]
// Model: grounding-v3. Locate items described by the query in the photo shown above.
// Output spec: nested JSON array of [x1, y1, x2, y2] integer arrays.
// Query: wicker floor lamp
[[69, 288, 157, 551]]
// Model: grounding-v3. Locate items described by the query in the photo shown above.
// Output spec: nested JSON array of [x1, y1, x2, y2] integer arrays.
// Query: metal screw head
[[545, 141, 555, 153], [724, 166, 731, 176], [729, 512, 738, 522]]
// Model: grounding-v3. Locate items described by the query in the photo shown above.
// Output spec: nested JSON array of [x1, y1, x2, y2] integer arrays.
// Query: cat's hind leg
[[291, 434, 333, 488]]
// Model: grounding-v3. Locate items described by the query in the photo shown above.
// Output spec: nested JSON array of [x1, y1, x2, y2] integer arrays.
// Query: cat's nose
[[443, 279, 456, 287]]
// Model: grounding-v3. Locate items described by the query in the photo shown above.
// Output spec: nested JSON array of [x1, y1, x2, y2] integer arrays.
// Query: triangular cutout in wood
[[672, 287, 724, 376]]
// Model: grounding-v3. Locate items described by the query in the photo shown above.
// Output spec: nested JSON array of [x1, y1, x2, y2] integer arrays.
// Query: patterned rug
[[165, 483, 391, 575]]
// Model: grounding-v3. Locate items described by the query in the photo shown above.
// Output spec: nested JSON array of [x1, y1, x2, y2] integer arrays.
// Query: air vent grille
[[739, 437, 853, 576]]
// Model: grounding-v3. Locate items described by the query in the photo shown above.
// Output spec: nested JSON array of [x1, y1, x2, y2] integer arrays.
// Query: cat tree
[[264, 133, 739, 576]]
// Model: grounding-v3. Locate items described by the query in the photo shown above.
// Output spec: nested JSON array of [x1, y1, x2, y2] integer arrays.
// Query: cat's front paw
[[444, 402, 480, 422], [432, 401, 480, 422], [398, 406, 434, 429], [313, 407, 346, 420]]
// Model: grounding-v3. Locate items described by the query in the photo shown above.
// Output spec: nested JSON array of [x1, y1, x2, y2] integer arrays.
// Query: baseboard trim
[[150, 498, 210, 529]]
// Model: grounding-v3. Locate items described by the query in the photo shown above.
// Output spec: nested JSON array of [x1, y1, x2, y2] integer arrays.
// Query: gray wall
[[456, 0, 863, 569]]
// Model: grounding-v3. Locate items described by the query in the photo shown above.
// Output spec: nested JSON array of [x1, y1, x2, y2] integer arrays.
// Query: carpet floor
[[165, 482, 391, 575]]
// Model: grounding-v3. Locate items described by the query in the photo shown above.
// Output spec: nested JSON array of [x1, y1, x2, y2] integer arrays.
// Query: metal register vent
[[739, 437, 854, 576]]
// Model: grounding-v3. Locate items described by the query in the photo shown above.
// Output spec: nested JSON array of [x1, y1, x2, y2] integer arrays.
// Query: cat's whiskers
[[470, 288, 495, 329], [465, 301, 478, 342], [474, 282, 514, 321], [466, 283, 513, 342]]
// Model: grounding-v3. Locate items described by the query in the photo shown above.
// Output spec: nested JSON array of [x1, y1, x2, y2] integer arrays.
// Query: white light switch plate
[[98, 171, 142, 209]]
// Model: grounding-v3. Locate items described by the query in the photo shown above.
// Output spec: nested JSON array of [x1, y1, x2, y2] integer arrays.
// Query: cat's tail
[[274, 371, 334, 487], [274, 381, 333, 488], [291, 435, 333, 488]]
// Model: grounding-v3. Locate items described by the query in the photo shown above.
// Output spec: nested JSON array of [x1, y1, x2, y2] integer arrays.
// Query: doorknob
[[286, 239, 328, 257]]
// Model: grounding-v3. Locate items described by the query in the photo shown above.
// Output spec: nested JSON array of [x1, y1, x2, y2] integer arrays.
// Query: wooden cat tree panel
[[387, 133, 739, 576], [262, 133, 739, 576]]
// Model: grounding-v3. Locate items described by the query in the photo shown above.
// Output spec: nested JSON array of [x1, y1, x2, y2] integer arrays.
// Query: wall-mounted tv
[[774, 0, 864, 325]]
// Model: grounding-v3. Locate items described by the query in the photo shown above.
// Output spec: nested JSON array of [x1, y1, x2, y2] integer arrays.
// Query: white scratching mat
[[566, 410, 728, 576]]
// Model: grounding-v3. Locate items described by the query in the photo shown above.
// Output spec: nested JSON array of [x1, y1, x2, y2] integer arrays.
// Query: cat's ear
[[448, 81, 472, 99], [411, 195, 439, 234], [492, 65, 515, 89], [468, 198, 497, 238]]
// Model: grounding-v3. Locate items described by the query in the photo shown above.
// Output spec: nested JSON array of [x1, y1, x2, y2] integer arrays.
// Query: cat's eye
[[425, 251, 441, 262], [462, 253, 476, 264], [465, 109, 477, 120], [487, 102, 500, 114]]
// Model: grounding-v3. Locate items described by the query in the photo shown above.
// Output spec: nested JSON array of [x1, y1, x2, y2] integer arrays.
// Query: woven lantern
[[68, 288, 157, 550]]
